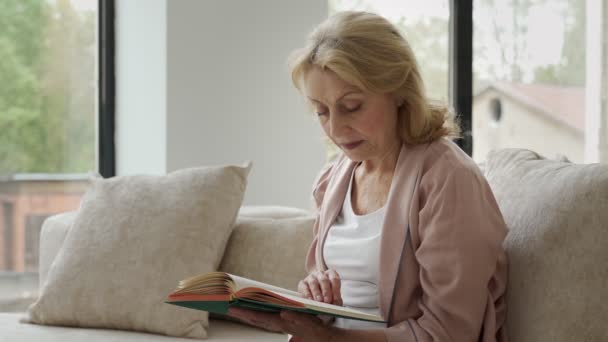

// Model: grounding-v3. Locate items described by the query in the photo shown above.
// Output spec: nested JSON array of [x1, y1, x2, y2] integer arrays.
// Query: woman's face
[[304, 67, 401, 163]]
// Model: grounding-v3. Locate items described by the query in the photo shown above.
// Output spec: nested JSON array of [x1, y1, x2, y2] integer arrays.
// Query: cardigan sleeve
[[384, 166, 508, 342]]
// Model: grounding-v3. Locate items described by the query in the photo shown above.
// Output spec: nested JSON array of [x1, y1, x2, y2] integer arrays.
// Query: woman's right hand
[[297, 269, 342, 306]]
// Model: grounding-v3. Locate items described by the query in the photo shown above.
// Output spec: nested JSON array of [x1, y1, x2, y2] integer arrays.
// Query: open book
[[166, 271, 386, 323]]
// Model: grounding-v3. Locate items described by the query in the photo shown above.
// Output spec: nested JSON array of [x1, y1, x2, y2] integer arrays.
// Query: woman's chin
[[341, 150, 366, 162]]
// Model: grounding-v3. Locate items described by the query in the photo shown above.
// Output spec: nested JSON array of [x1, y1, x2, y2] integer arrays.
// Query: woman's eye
[[316, 110, 328, 117], [346, 105, 361, 112]]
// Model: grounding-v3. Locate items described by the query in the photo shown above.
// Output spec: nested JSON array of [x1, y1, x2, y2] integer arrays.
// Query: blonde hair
[[288, 11, 460, 145]]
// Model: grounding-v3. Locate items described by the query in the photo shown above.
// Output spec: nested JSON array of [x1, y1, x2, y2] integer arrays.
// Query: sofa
[[1, 205, 312, 342], [1, 148, 607, 341]]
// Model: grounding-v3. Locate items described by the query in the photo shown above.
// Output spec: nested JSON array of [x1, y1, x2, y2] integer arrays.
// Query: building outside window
[[0, 0, 97, 312], [473, 0, 589, 163]]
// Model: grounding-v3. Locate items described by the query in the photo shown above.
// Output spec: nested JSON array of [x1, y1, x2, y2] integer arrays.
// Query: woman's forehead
[[303, 68, 361, 104]]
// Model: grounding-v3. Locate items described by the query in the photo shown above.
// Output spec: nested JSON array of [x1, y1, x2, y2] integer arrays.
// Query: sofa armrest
[[38, 211, 77, 288]]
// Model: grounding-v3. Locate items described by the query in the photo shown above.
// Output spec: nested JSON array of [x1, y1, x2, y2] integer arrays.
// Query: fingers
[[298, 269, 342, 305], [304, 272, 324, 303], [315, 271, 333, 303], [325, 269, 342, 306], [297, 280, 312, 300], [317, 314, 336, 326]]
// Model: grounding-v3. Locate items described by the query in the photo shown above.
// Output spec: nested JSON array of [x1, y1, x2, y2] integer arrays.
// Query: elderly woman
[[229, 11, 508, 342]]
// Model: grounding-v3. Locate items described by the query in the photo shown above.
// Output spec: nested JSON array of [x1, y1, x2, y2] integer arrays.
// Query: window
[[489, 98, 503, 124], [0, 0, 112, 312], [1, 203, 15, 271], [472, 0, 592, 163], [24, 214, 50, 272]]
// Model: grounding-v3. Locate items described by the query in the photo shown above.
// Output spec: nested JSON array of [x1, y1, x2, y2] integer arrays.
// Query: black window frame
[[450, 0, 473, 156], [99, 0, 116, 178]]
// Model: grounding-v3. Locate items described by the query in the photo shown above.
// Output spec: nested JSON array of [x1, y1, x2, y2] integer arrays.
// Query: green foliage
[[476, 0, 586, 86], [0, 0, 96, 174], [533, 65, 563, 84], [534, 0, 585, 86]]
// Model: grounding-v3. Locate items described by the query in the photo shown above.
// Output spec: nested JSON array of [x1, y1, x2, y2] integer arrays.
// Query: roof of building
[[475, 82, 585, 132]]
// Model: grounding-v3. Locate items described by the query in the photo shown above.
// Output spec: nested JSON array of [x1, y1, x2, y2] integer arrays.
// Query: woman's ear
[[391, 92, 404, 108], [395, 97, 404, 108]]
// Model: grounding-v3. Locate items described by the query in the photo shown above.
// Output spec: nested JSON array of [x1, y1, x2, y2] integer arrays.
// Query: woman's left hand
[[228, 307, 337, 342]]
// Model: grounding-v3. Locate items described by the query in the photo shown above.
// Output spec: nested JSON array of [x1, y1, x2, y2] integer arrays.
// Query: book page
[[173, 271, 233, 295], [229, 274, 301, 297], [275, 291, 384, 322], [228, 274, 384, 322]]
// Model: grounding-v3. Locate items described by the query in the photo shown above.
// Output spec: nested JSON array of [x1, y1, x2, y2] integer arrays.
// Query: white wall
[[116, 0, 327, 208], [115, 0, 167, 176]]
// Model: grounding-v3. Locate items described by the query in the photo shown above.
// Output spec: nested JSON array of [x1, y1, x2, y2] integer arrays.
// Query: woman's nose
[[328, 113, 347, 137]]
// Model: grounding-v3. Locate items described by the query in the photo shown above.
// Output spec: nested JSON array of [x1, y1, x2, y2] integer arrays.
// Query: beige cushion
[[219, 214, 315, 291], [23, 164, 251, 339], [484, 149, 608, 342]]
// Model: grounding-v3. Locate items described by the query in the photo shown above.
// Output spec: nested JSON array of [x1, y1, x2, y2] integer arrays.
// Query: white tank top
[[323, 167, 388, 330]]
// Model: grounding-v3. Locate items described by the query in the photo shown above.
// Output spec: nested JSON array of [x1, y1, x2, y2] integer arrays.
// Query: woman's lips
[[341, 140, 363, 150]]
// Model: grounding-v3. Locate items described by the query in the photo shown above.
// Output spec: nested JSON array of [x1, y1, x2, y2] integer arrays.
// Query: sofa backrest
[[218, 206, 315, 291], [485, 149, 608, 342]]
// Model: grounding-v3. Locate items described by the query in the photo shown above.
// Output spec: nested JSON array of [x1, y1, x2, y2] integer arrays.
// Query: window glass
[[0, 0, 97, 312], [473, 0, 587, 163]]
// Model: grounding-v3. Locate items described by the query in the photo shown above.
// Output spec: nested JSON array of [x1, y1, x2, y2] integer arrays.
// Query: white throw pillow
[[23, 164, 251, 339], [484, 149, 608, 342]]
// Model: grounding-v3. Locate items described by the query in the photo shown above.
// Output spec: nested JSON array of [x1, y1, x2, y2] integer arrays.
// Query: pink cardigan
[[305, 138, 508, 342]]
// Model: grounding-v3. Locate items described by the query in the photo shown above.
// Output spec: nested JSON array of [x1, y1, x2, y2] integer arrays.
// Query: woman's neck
[[359, 141, 401, 176]]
